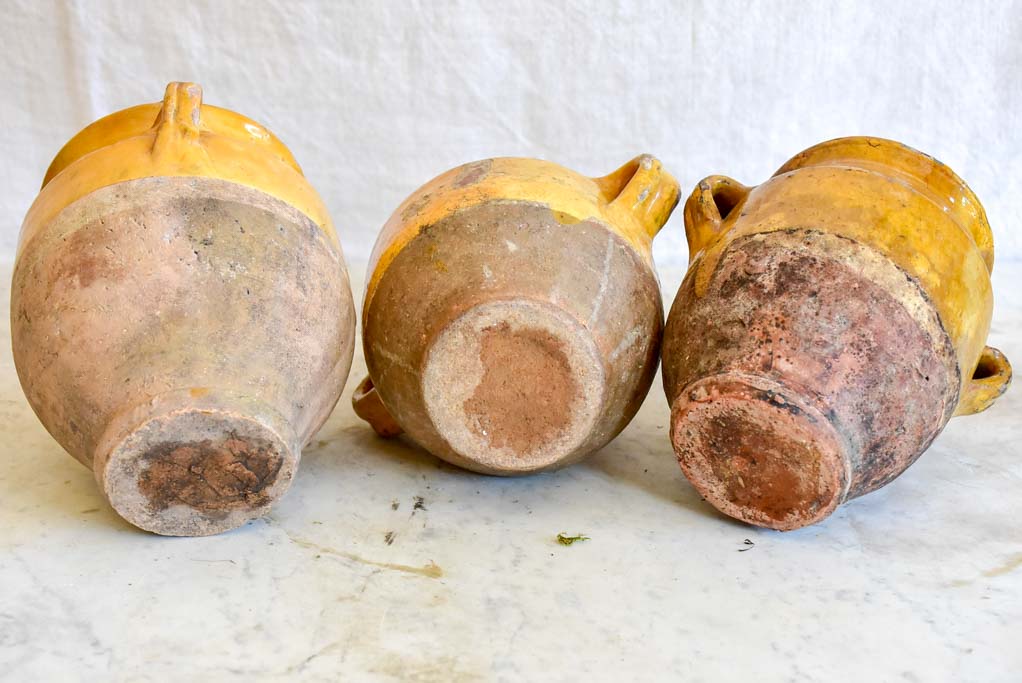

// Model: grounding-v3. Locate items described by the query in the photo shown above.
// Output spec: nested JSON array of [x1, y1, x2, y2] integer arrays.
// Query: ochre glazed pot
[[354, 155, 679, 474], [12, 83, 356, 535], [662, 137, 1012, 530]]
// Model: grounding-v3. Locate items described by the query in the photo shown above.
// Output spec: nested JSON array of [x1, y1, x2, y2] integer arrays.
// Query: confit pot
[[354, 155, 679, 474], [12, 82, 356, 535], [662, 136, 1011, 530]]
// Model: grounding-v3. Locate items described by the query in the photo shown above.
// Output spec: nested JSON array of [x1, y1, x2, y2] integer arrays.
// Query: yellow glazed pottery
[[662, 136, 1011, 530], [355, 155, 679, 474], [12, 83, 356, 535]]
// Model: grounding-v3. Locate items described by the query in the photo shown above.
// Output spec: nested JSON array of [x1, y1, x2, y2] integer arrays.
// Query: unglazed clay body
[[662, 137, 1011, 531], [355, 156, 679, 474], [12, 83, 356, 535]]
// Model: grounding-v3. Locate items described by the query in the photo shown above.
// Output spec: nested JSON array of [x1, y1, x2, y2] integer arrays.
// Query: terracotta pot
[[12, 83, 356, 535], [662, 137, 1012, 530], [354, 156, 679, 474]]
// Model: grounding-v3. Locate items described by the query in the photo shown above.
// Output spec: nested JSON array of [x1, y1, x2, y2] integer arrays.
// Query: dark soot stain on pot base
[[139, 435, 284, 516]]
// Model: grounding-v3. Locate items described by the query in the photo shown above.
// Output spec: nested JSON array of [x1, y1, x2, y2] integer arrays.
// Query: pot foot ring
[[671, 374, 851, 531], [96, 406, 297, 536], [422, 299, 606, 474]]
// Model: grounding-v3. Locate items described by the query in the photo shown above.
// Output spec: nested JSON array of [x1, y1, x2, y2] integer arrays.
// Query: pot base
[[422, 299, 605, 474], [93, 393, 298, 536], [671, 373, 851, 531]]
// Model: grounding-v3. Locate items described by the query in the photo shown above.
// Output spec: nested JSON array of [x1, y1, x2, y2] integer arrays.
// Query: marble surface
[[1, 261, 1019, 682]]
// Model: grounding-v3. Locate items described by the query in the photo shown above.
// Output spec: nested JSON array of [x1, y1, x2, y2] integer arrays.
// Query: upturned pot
[[12, 83, 356, 535], [662, 137, 1012, 530], [354, 155, 679, 474]]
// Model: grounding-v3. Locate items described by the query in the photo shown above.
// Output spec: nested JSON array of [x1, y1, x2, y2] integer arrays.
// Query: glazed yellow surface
[[20, 82, 336, 254], [684, 136, 1009, 415], [364, 155, 678, 312]]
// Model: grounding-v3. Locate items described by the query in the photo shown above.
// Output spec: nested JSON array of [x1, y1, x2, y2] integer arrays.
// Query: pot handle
[[600, 154, 680, 239], [684, 175, 751, 261], [352, 375, 404, 437], [152, 82, 204, 160], [955, 346, 1012, 416]]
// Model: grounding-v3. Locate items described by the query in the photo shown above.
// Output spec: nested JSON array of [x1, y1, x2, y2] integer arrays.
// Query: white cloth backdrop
[[3, 0, 1021, 266]]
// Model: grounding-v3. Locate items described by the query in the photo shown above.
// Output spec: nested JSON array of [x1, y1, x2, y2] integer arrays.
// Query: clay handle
[[955, 346, 1012, 416], [600, 154, 680, 239], [352, 375, 403, 437], [152, 82, 204, 159], [684, 175, 751, 260]]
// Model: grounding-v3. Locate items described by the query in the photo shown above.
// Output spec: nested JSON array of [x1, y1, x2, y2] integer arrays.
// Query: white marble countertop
[[1, 261, 1019, 682]]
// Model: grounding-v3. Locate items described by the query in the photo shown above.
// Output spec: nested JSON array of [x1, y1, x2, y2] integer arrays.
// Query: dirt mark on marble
[[280, 529, 443, 579]]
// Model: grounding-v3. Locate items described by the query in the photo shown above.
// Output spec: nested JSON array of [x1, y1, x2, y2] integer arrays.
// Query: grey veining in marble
[[1, 262, 1019, 682]]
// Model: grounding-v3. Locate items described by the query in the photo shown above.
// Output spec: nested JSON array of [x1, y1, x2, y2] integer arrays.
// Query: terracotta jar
[[354, 155, 679, 474], [12, 83, 356, 535], [662, 137, 1012, 530]]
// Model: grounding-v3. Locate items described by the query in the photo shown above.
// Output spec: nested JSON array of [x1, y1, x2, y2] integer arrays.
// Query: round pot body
[[12, 83, 356, 535], [355, 156, 680, 474], [663, 137, 1011, 530]]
